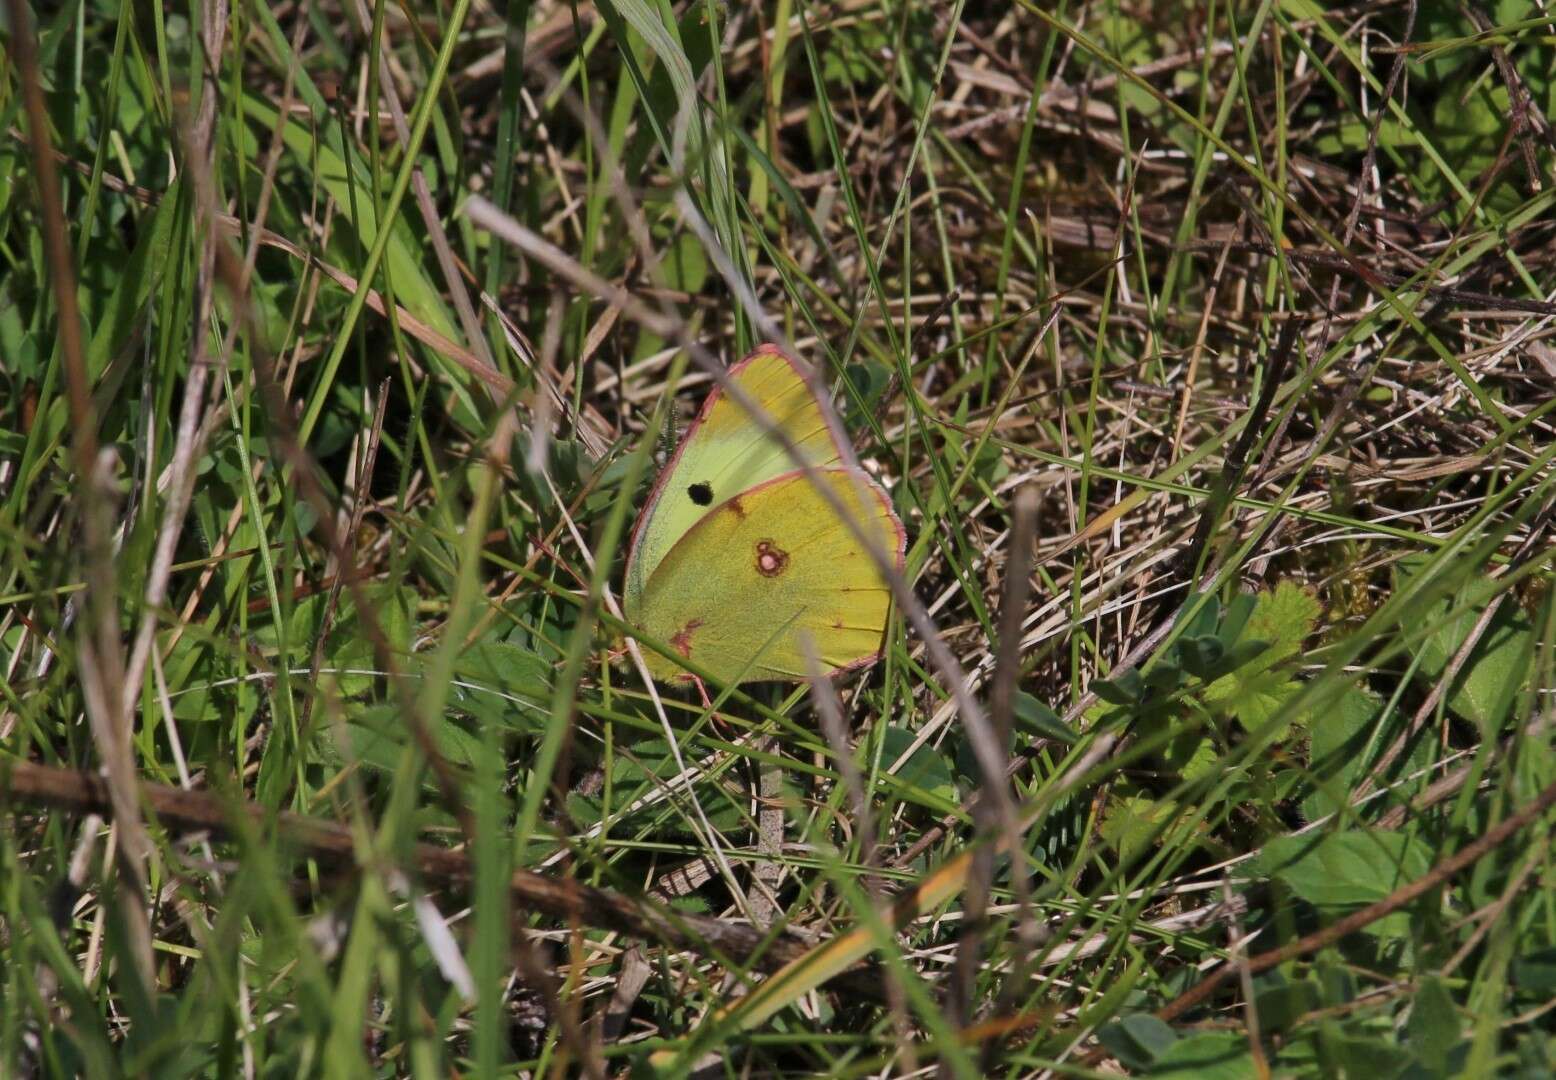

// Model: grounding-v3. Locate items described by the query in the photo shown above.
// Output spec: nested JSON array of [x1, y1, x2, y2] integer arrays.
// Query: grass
[[2, 0, 1555, 1075]]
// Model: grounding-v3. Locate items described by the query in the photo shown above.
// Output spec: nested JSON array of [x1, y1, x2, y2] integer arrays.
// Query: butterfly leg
[[691, 675, 741, 738]]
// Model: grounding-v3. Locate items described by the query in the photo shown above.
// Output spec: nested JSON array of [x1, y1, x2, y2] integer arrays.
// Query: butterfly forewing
[[623, 346, 845, 612]]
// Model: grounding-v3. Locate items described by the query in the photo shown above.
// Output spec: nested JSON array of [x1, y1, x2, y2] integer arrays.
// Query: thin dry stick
[[79, 822, 115, 986], [973, 490, 1047, 1074], [118, 0, 237, 722], [748, 737, 785, 929], [950, 488, 1037, 1032], [1227, 874, 1270, 1080], [1182, 241, 1556, 318], [298, 378, 392, 738], [889, 602, 1184, 872], [809, 660, 879, 880], [1374, 758, 1480, 832], [6, 0, 153, 985], [806, 648, 920, 1077], [1156, 771, 1556, 1023], [1461, 3, 1554, 182], [1171, 222, 1238, 456], [1330, 0, 1416, 316], [343, 0, 496, 376], [0, 759, 888, 998], [1352, 594, 1504, 803], [1177, 317, 1302, 585]]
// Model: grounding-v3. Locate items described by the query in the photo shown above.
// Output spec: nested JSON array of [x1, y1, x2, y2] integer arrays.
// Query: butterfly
[[622, 344, 906, 686]]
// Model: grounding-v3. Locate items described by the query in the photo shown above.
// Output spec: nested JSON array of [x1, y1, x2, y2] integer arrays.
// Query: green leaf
[[953, 715, 1013, 788], [1149, 1032, 1257, 1078], [1512, 947, 1556, 994], [1203, 582, 1320, 731], [880, 726, 958, 810], [1096, 1013, 1178, 1070], [566, 790, 603, 828], [1257, 830, 1431, 911], [1514, 1031, 1556, 1077], [1254, 973, 1322, 1033], [663, 231, 708, 293], [1012, 692, 1079, 744], [1094, 669, 1146, 705], [1411, 593, 1535, 731], [240, 97, 458, 346], [1209, 582, 1317, 676], [86, 177, 182, 381], [1301, 689, 1385, 821], [1143, 661, 1183, 690], [1178, 636, 1225, 678], [1226, 668, 1305, 737], [1407, 976, 1461, 1072], [1160, 729, 1220, 783], [453, 641, 554, 708], [844, 362, 891, 409], [161, 632, 242, 725], [1219, 591, 1258, 644], [348, 704, 483, 773], [1173, 590, 1222, 641], [1100, 792, 1183, 858], [1319, 1028, 1414, 1077]]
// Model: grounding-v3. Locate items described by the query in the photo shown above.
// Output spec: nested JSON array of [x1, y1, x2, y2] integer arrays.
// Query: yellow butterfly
[[623, 345, 906, 685]]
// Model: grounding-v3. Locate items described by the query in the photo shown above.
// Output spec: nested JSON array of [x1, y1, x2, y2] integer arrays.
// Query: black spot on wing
[[688, 481, 713, 506]]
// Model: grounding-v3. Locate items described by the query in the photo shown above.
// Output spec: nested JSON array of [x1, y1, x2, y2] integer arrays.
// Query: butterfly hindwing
[[632, 468, 904, 684], [623, 345, 844, 613]]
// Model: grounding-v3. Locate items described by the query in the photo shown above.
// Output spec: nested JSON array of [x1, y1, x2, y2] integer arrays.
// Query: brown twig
[[6, 0, 153, 986], [298, 377, 392, 742], [1183, 242, 1556, 317], [0, 758, 888, 996], [807, 648, 917, 1066], [1156, 771, 1556, 1023], [956, 487, 1038, 1070], [1176, 316, 1302, 585], [1353, 594, 1504, 803], [342, 0, 497, 377]]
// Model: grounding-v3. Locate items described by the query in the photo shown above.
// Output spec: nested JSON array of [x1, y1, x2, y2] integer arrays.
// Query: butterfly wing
[[631, 467, 906, 685], [623, 345, 846, 615]]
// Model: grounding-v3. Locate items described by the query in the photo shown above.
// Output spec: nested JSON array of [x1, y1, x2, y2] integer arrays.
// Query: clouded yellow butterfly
[[622, 344, 906, 685]]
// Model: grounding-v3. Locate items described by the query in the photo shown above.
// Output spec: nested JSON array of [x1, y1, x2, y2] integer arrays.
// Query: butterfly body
[[623, 345, 905, 685]]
